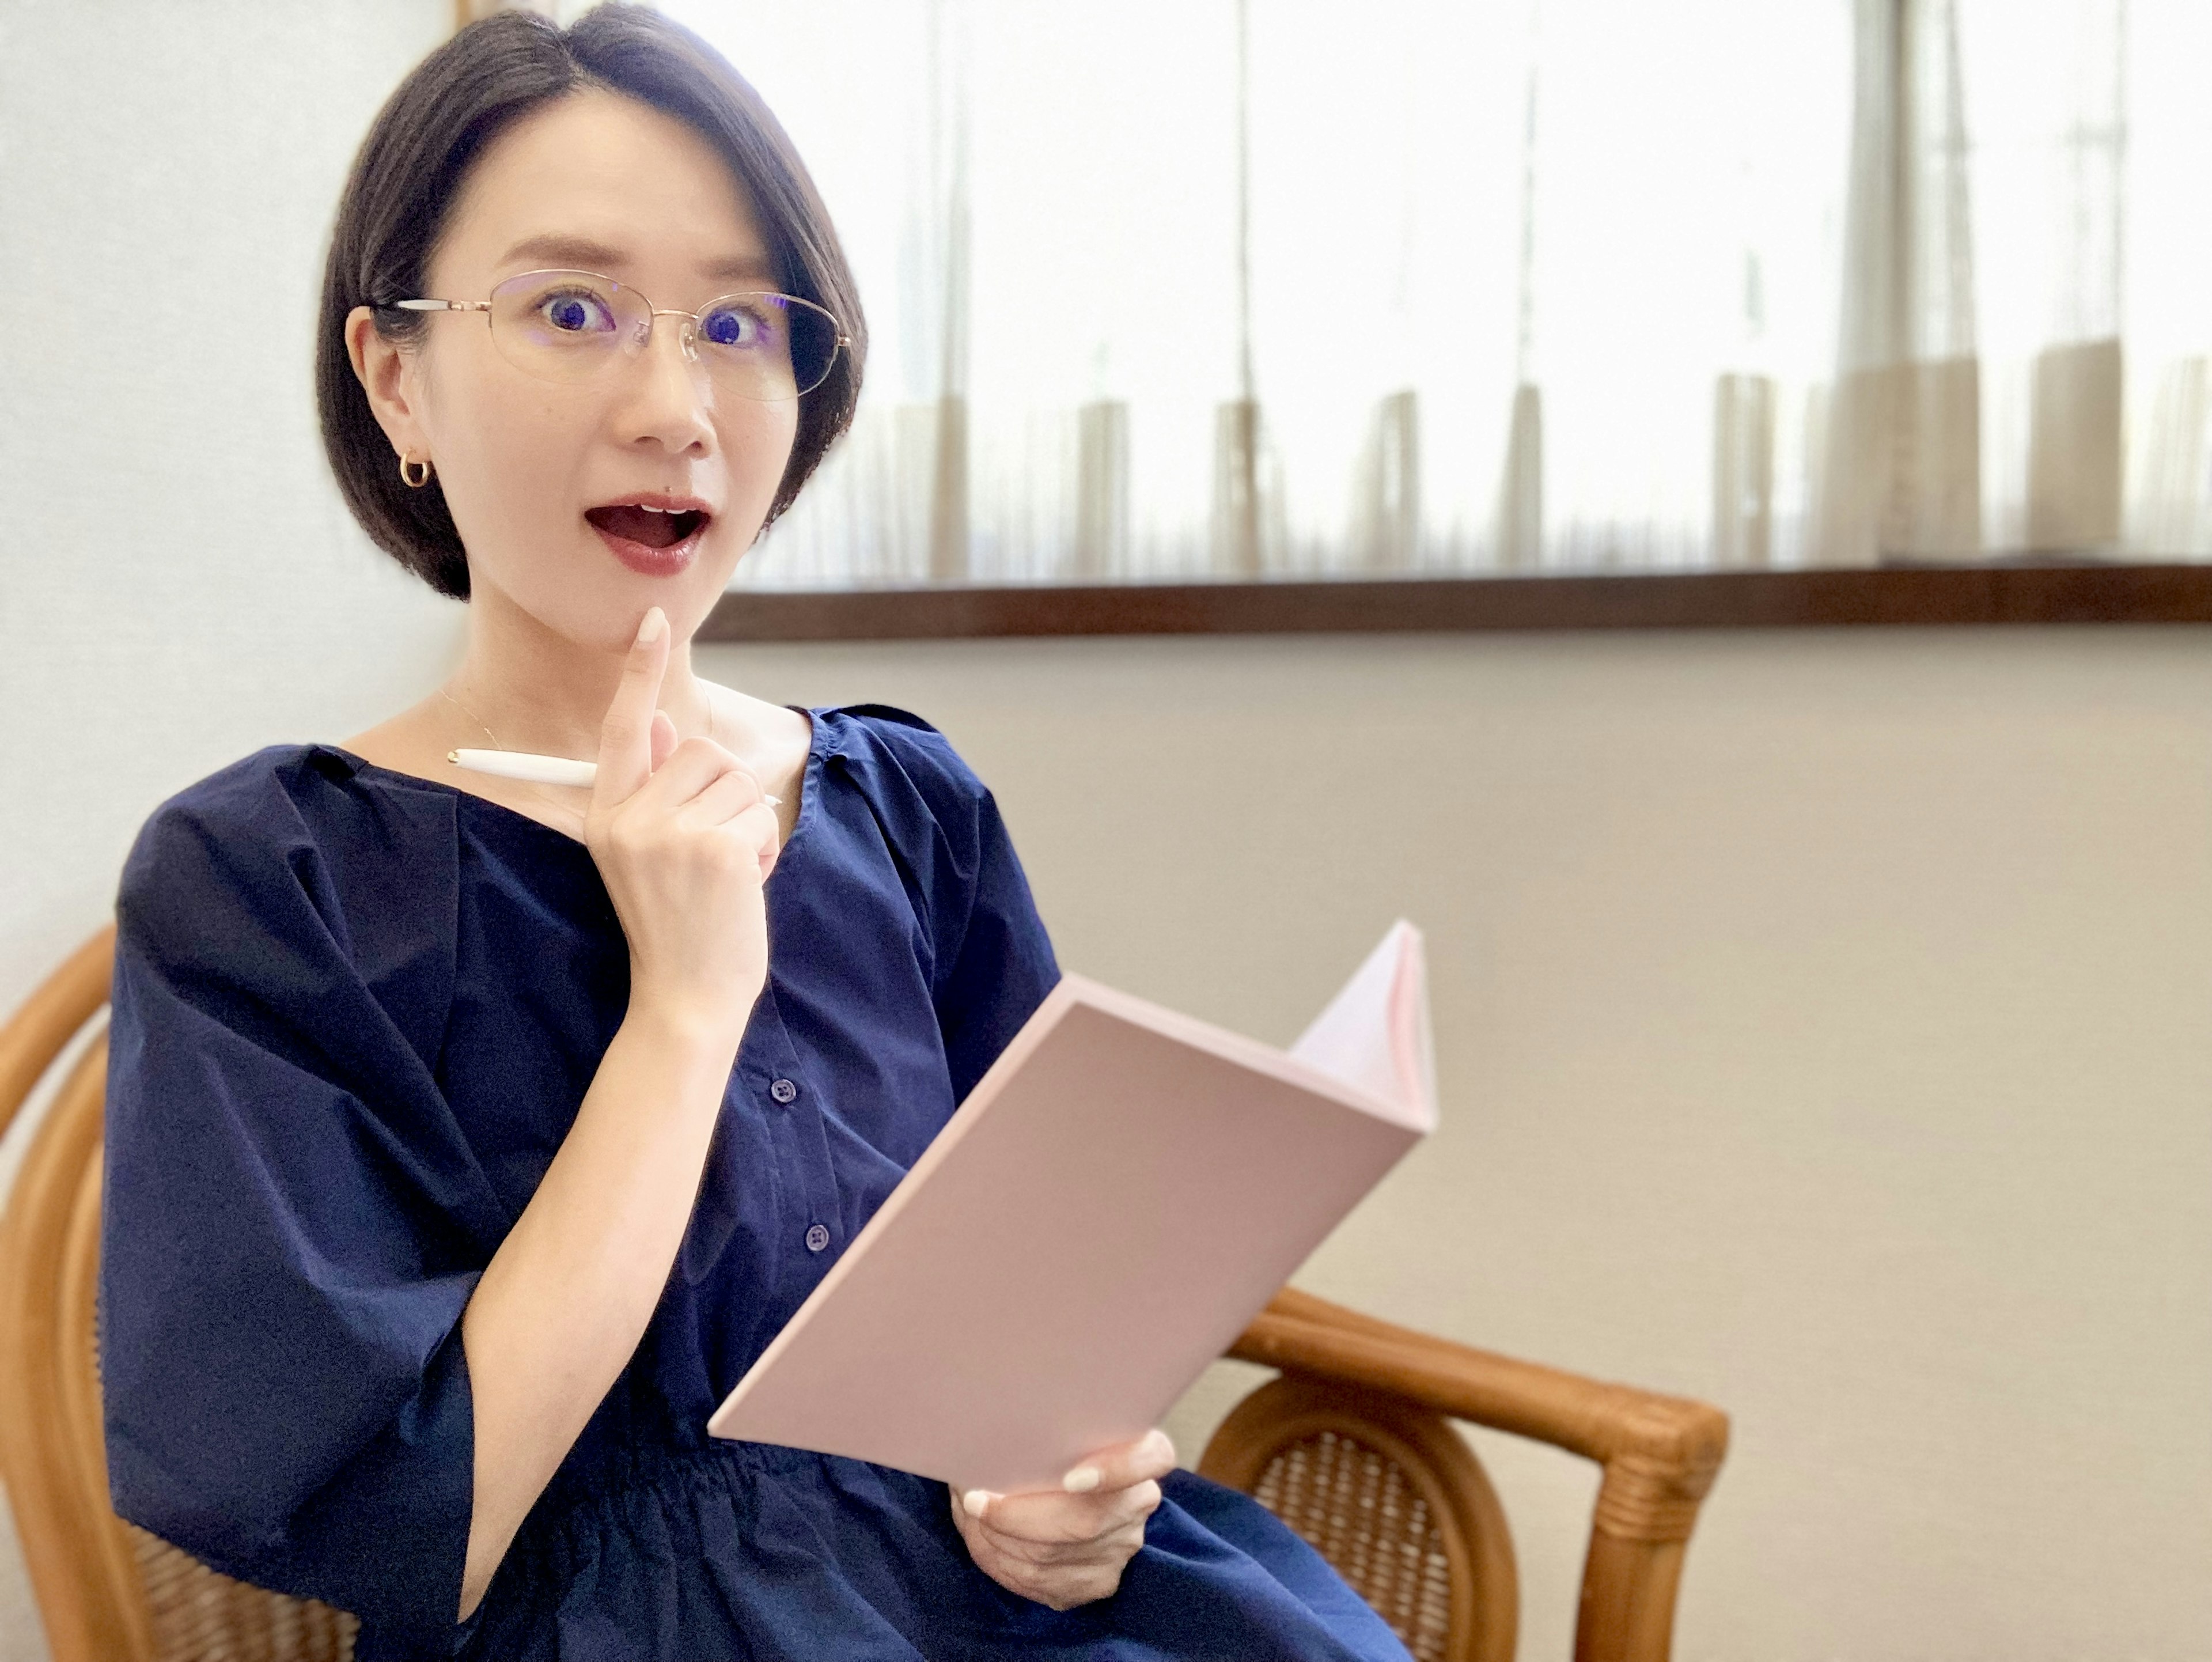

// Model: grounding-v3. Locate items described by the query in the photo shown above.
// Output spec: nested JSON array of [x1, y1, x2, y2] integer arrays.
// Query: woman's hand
[[949, 1430, 1175, 1610], [584, 606, 779, 1051]]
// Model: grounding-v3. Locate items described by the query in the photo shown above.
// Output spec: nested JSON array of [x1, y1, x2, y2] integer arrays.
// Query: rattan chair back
[[1199, 1373, 1517, 1662]]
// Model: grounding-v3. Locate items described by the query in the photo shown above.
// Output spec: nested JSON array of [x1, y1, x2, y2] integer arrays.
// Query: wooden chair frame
[[1, 926, 1728, 1662], [1212, 1288, 1729, 1662], [0, 926, 145, 1661]]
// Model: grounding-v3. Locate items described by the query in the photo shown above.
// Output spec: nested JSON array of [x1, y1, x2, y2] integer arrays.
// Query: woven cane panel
[[1252, 1429, 1454, 1662], [127, 1524, 357, 1662]]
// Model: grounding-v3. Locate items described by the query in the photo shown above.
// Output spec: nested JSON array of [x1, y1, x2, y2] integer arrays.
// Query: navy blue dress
[[99, 707, 1412, 1662]]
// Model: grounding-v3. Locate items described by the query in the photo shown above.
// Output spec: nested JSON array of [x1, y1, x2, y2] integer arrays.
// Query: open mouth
[[584, 498, 713, 575], [585, 503, 709, 548]]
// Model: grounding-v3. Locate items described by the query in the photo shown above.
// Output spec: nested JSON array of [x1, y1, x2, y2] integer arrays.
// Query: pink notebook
[[706, 919, 1437, 1495]]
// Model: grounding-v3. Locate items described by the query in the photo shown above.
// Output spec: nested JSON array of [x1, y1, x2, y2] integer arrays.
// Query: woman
[[98, 7, 1412, 1659]]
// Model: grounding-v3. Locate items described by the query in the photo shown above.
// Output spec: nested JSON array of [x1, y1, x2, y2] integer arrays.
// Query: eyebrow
[[496, 233, 780, 287]]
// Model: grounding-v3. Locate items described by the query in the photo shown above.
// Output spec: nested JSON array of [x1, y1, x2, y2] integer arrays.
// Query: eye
[[699, 299, 778, 351], [536, 286, 618, 335]]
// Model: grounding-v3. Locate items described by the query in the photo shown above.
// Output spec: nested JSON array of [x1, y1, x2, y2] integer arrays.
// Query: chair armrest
[[1229, 1287, 1729, 1662], [1232, 1287, 1729, 1491]]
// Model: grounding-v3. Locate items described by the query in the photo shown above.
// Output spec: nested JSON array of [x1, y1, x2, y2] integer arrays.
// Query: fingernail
[[1061, 1465, 1101, 1494], [961, 1488, 994, 1517], [636, 607, 665, 645]]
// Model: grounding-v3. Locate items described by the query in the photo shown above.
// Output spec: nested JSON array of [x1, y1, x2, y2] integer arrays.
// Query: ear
[[344, 305, 431, 465]]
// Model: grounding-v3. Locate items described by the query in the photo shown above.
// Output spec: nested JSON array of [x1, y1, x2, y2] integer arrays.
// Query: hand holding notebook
[[708, 919, 1438, 1496]]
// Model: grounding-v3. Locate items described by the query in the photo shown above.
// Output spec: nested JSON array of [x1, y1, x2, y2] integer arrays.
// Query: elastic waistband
[[532, 1437, 857, 1540]]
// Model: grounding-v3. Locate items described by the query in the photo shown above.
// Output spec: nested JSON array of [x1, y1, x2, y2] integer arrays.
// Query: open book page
[[1287, 920, 1436, 1132]]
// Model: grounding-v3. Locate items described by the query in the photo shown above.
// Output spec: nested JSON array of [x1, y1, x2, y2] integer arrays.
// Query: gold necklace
[[438, 686, 505, 750]]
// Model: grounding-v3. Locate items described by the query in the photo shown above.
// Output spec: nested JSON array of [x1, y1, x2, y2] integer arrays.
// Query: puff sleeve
[[842, 707, 1063, 1101], [931, 761, 1062, 1103], [99, 761, 501, 1655]]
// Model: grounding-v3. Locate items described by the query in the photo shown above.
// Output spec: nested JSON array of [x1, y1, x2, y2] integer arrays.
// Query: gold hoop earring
[[399, 453, 434, 489]]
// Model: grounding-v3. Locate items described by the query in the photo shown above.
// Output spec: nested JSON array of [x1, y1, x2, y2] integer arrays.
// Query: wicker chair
[[1, 926, 1728, 1662]]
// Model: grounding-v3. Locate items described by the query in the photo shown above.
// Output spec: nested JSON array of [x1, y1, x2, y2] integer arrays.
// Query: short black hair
[[315, 2, 866, 600]]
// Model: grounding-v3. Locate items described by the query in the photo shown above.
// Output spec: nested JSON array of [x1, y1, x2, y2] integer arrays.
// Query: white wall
[[2, 5, 2209, 1661], [0, 0, 464, 1024]]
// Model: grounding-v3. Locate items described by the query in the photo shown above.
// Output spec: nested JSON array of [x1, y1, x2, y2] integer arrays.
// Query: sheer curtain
[[1960, 0, 2212, 561], [654, 0, 2212, 586]]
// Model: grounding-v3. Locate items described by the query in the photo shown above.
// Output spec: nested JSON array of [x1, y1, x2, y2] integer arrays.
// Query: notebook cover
[[706, 921, 1434, 1495]]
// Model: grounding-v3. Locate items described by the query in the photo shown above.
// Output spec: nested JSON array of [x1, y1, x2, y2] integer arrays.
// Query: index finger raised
[[594, 607, 669, 807]]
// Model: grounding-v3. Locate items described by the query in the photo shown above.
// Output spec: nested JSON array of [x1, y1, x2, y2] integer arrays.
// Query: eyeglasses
[[388, 268, 848, 401]]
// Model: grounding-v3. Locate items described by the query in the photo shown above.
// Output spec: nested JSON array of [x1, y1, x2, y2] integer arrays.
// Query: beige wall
[[2, 3, 2208, 1659]]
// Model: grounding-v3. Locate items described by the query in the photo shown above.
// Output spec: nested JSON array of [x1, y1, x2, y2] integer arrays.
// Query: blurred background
[[676, 0, 2212, 585], [0, 3, 2206, 1659]]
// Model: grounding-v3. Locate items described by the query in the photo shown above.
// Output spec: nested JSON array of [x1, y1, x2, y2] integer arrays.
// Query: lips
[[584, 495, 713, 577]]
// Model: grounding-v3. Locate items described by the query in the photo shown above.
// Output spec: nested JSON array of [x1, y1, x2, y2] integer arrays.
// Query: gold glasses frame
[[389, 267, 850, 400]]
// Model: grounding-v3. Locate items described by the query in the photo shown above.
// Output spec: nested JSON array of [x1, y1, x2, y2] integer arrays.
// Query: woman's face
[[351, 88, 800, 649]]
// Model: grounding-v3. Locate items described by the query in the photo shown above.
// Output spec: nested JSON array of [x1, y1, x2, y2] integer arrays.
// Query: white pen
[[448, 747, 782, 804]]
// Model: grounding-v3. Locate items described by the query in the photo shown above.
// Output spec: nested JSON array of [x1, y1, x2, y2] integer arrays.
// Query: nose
[[610, 309, 715, 455]]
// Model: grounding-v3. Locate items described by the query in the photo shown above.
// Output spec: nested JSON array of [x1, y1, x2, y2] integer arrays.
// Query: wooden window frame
[[700, 562, 2212, 640]]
